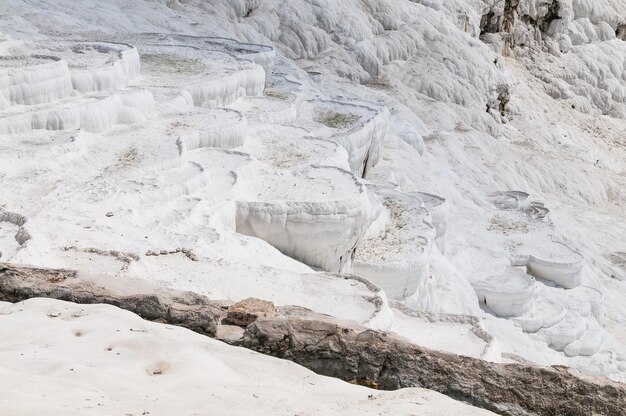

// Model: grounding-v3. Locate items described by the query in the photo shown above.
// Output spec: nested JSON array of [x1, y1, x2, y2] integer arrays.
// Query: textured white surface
[[236, 165, 379, 272], [473, 267, 536, 318], [0, 298, 496, 416], [353, 187, 436, 300], [0, 0, 625, 386]]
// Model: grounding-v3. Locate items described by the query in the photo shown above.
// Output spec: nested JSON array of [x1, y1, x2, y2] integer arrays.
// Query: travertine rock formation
[[2, 262, 624, 416]]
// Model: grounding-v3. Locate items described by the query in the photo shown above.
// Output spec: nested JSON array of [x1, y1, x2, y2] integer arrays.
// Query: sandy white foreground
[[0, 298, 495, 416]]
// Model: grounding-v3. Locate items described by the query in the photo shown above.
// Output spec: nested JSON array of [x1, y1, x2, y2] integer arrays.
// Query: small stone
[[105, 212, 114, 217], [226, 298, 276, 327], [216, 324, 245, 342]]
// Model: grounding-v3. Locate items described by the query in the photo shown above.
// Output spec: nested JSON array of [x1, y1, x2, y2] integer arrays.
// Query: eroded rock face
[[0, 262, 223, 337], [226, 297, 276, 326], [240, 317, 626, 416], [353, 187, 435, 300], [617, 23, 626, 40], [486, 83, 511, 118], [235, 165, 379, 273], [480, 0, 562, 46]]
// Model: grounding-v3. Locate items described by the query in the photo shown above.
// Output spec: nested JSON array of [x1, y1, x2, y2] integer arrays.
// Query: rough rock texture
[[617, 23, 626, 41], [1, 262, 625, 416], [479, 0, 562, 45], [226, 297, 276, 326], [0, 262, 223, 337], [239, 317, 626, 416]]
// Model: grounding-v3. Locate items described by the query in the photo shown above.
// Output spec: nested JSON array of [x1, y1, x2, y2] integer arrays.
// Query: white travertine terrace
[[137, 44, 265, 108], [0, 130, 96, 170], [236, 165, 379, 272], [410, 191, 448, 253], [391, 303, 502, 361], [181, 35, 275, 83], [490, 191, 530, 210], [490, 191, 550, 219], [0, 55, 73, 109], [296, 99, 389, 177], [115, 33, 276, 83], [1, 0, 626, 387], [473, 267, 536, 318], [109, 148, 251, 222], [578, 286, 606, 324], [353, 187, 436, 300], [487, 192, 584, 290], [175, 108, 248, 152], [531, 289, 603, 357], [265, 74, 302, 103], [39, 41, 141, 94], [0, 40, 139, 109], [132, 256, 394, 331], [511, 241, 583, 289], [244, 125, 350, 170], [0, 89, 154, 134], [228, 96, 297, 124], [198, 36, 276, 82]]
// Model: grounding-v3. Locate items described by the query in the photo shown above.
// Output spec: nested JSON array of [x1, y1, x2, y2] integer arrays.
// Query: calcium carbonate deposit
[[0, 0, 625, 414]]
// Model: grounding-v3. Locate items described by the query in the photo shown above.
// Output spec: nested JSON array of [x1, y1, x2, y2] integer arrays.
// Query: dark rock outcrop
[[480, 0, 562, 47], [487, 83, 511, 117], [226, 297, 276, 326], [617, 23, 626, 41], [1, 262, 625, 416], [0, 262, 222, 336], [239, 316, 626, 416]]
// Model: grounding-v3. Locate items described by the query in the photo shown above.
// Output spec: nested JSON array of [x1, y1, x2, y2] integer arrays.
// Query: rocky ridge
[[1, 262, 624, 416]]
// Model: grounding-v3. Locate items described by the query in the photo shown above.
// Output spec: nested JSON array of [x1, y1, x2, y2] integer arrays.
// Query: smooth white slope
[[0, 298, 496, 416]]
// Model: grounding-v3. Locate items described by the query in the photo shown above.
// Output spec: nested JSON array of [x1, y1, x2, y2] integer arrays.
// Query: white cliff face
[[473, 267, 536, 318], [353, 187, 436, 301], [0, 89, 155, 134], [0, 0, 625, 397], [0, 57, 73, 109], [175, 108, 248, 151], [60, 41, 141, 94], [236, 165, 379, 272]]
